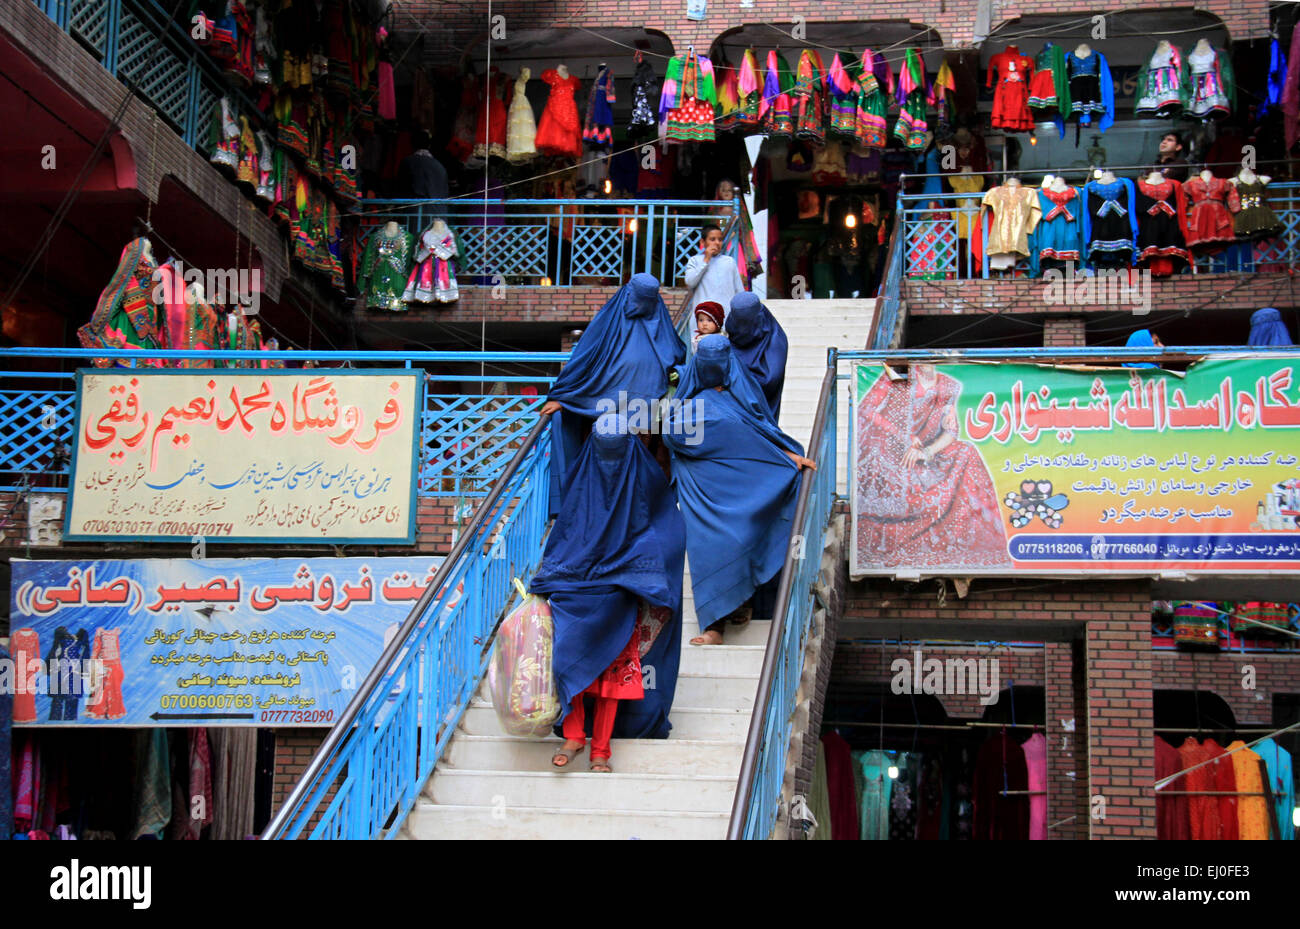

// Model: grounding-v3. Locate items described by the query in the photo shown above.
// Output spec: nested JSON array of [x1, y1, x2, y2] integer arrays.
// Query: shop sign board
[[851, 357, 1300, 577], [65, 369, 421, 544]]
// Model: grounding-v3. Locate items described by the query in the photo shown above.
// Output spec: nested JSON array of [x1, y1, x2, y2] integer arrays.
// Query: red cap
[[694, 302, 725, 330]]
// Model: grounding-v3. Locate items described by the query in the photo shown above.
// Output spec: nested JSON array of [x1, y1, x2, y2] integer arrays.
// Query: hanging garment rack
[[896, 158, 1299, 182]]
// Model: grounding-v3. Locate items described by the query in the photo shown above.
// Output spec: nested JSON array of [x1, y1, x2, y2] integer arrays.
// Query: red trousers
[[562, 694, 618, 760]]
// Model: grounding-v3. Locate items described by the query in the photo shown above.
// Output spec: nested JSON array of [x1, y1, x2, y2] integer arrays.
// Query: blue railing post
[[104, 0, 121, 75]]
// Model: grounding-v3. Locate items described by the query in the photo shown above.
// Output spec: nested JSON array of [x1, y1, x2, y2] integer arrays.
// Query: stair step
[[474, 671, 758, 710], [401, 801, 728, 840], [680, 618, 771, 647], [442, 735, 744, 775], [678, 643, 766, 676], [460, 701, 753, 741], [424, 768, 737, 813]]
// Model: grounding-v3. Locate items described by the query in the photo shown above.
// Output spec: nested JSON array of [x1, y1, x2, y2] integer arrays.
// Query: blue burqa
[[1248, 307, 1294, 346], [528, 413, 686, 739], [545, 273, 687, 516], [1123, 328, 1159, 368], [665, 335, 804, 630], [727, 292, 790, 420]]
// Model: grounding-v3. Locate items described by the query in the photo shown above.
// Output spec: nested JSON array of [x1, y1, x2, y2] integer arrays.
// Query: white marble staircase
[[399, 569, 769, 840]]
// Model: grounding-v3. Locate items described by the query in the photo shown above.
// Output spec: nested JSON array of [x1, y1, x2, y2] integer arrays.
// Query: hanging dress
[[1066, 48, 1114, 132], [77, 238, 166, 365], [1081, 177, 1138, 269], [949, 172, 985, 241], [582, 64, 616, 149], [357, 226, 415, 311], [930, 60, 957, 138], [473, 67, 508, 160], [1135, 43, 1185, 118], [1183, 174, 1240, 250], [84, 628, 126, 721], [506, 68, 538, 163], [447, 75, 479, 164], [825, 53, 858, 138], [402, 220, 460, 304], [715, 60, 741, 132], [981, 184, 1041, 269], [1232, 178, 1283, 240], [854, 49, 891, 150], [628, 58, 659, 134], [894, 48, 930, 150], [733, 49, 763, 133], [1134, 177, 1191, 276], [987, 45, 1035, 132], [1032, 186, 1084, 273], [761, 49, 795, 139], [792, 49, 827, 145], [1028, 42, 1071, 137], [535, 68, 583, 158], [661, 51, 717, 143], [1183, 44, 1233, 121]]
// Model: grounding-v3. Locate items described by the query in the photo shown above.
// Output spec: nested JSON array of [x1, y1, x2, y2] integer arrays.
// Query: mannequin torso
[[1097, 170, 1116, 186], [556, 64, 570, 80], [1049, 176, 1070, 194], [1074, 43, 1091, 59]]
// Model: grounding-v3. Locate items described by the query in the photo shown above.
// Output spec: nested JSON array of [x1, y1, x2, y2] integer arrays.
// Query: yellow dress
[[981, 184, 1041, 258], [1227, 741, 1270, 840], [949, 173, 985, 240]]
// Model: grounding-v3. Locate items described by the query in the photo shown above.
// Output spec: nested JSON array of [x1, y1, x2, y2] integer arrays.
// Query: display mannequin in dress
[[1231, 166, 1282, 239], [1049, 175, 1070, 194]]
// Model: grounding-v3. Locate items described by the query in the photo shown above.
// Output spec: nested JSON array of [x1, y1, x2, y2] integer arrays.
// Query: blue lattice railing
[[358, 198, 738, 289], [899, 181, 1300, 280], [0, 347, 563, 496]]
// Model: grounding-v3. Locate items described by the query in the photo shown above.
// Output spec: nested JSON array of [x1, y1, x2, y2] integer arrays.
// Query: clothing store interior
[[817, 580, 1300, 840]]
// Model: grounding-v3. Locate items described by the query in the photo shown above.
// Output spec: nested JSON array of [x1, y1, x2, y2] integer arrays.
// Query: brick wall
[[362, 286, 688, 329], [1152, 650, 1300, 725], [401, 0, 1270, 58], [271, 729, 328, 830], [1043, 317, 1087, 347]]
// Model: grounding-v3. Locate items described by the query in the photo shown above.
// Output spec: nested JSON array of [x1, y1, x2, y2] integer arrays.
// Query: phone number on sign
[[259, 709, 334, 724], [160, 694, 255, 709]]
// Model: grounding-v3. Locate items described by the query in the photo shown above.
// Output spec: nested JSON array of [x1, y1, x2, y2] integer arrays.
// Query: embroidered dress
[[236, 116, 258, 185], [253, 130, 276, 201], [761, 50, 795, 139], [535, 68, 583, 158], [930, 61, 957, 138], [628, 58, 659, 133], [402, 221, 460, 304], [1232, 180, 1283, 240], [1135, 177, 1191, 276], [506, 68, 538, 162], [1028, 43, 1071, 137], [77, 238, 166, 366], [1032, 186, 1083, 273], [792, 50, 827, 144], [894, 48, 930, 150], [1183, 174, 1240, 249], [1081, 177, 1139, 269], [854, 51, 890, 150], [715, 62, 741, 132], [1184, 45, 1233, 120], [1066, 49, 1114, 131], [733, 49, 762, 132], [949, 173, 985, 240], [1136, 43, 1185, 117], [981, 184, 1041, 270], [155, 261, 219, 367], [209, 98, 241, 170], [661, 51, 717, 143], [583, 65, 616, 149], [988, 46, 1035, 132], [358, 226, 415, 311]]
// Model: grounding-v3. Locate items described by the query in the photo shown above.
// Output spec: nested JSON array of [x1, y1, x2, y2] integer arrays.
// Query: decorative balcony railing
[[899, 182, 1300, 281], [0, 348, 565, 497], [357, 198, 739, 290]]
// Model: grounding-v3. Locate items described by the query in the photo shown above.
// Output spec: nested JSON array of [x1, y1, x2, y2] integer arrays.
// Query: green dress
[[358, 226, 415, 311]]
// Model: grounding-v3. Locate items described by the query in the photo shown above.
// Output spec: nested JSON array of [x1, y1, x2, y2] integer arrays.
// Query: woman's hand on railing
[[787, 451, 817, 471], [540, 400, 562, 416]]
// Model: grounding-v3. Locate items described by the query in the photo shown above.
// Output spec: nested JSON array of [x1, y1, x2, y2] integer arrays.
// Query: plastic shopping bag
[[487, 579, 560, 737]]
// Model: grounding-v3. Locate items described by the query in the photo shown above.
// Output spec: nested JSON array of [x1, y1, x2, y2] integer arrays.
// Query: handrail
[[261, 411, 552, 839], [727, 350, 839, 840], [866, 210, 905, 351]]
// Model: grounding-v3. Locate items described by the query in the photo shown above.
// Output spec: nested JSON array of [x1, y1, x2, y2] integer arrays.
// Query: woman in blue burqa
[[664, 335, 816, 646], [528, 412, 686, 773], [726, 292, 790, 419], [541, 273, 686, 514]]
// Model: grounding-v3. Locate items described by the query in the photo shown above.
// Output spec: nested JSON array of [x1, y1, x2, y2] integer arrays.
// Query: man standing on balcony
[[1153, 132, 1189, 182], [683, 224, 745, 325], [399, 131, 449, 200]]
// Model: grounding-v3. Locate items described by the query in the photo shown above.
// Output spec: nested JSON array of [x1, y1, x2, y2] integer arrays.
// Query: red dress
[[1178, 737, 1221, 840], [855, 367, 1011, 571], [988, 47, 1035, 132], [84, 628, 126, 721], [473, 68, 509, 160], [11, 627, 40, 723], [1183, 174, 1240, 250], [535, 68, 582, 158]]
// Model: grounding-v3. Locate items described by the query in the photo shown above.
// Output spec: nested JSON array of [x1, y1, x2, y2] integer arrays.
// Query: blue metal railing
[[31, 0, 263, 153], [868, 210, 905, 350], [899, 182, 1300, 280], [728, 353, 838, 840], [262, 415, 553, 839], [358, 198, 739, 289], [0, 347, 566, 496]]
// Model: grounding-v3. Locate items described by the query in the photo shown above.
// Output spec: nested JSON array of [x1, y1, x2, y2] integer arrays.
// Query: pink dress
[[1022, 732, 1048, 840]]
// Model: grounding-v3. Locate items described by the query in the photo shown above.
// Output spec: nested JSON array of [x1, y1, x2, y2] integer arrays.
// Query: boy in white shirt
[[683, 224, 744, 323]]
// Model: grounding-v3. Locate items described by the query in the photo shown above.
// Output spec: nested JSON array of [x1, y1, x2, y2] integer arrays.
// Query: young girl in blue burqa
[[529, 412, 687, 773], [664, 334, 815, 646]]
